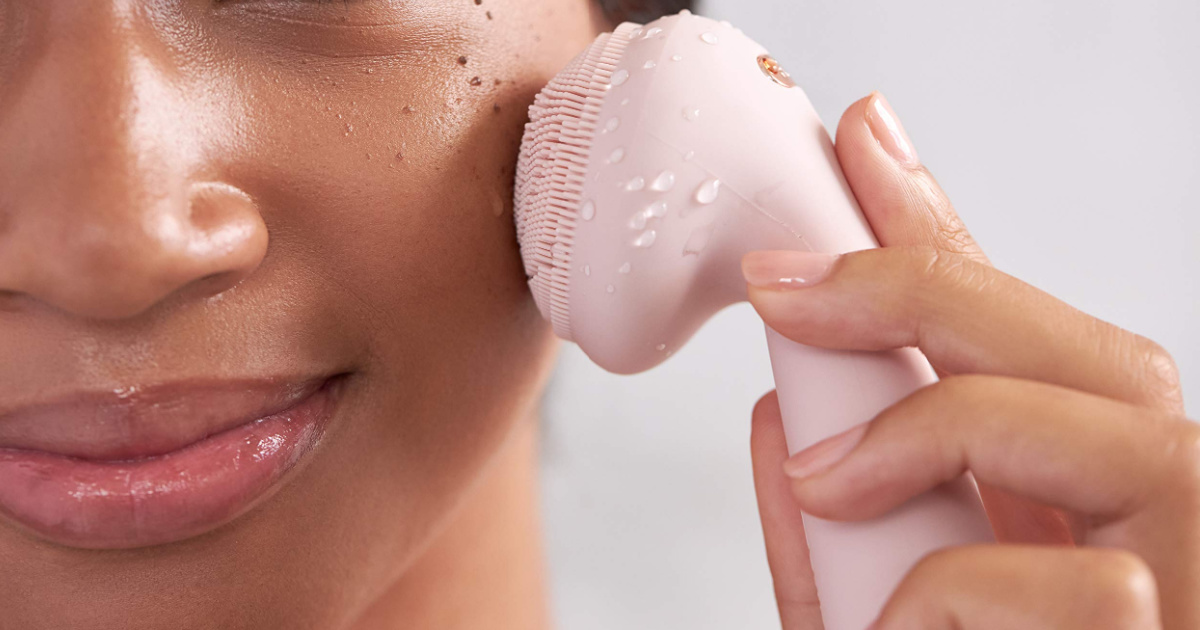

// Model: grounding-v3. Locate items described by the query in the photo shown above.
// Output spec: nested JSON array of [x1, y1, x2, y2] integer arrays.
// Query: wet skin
[[0, 1, 603, 628]]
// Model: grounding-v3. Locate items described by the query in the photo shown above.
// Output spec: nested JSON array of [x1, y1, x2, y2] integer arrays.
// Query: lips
[[0, 377, 342, 549]]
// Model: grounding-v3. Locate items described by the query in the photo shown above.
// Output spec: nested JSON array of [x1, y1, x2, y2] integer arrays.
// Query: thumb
[[834, 92, 989, 265]]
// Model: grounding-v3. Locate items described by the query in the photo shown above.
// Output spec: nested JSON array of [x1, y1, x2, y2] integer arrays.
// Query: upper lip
[[0, 377, 331, 461]]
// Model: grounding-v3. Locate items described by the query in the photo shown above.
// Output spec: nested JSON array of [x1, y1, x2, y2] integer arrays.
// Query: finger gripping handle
[[765, 328, 995, 630]]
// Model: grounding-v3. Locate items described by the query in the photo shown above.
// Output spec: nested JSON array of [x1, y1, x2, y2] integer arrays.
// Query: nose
[[0, 8, 267, 320]]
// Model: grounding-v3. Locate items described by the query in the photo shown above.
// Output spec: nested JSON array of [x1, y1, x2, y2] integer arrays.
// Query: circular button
[[757, 54, 797, 88]]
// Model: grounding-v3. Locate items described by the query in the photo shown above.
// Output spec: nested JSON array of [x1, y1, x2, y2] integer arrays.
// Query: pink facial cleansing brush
[[515, 11, 995, 629]]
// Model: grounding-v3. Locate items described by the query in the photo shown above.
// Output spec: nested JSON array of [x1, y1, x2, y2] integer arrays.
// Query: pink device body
[[515, 12, 995, 629]]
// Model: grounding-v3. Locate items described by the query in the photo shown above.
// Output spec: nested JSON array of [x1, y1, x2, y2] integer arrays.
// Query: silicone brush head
[[515, 12, 840, 374], [515, 25, 639, 341]]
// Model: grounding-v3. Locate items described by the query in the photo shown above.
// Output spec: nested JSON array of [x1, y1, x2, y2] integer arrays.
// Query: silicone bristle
[[514, 24, 637, 341]]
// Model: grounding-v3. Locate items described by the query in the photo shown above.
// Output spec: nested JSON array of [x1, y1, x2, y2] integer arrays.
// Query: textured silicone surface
[[515, 12, 995, 630]]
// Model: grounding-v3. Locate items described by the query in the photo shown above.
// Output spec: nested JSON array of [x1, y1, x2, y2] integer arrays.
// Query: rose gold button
[[757, 54, 796, 88]]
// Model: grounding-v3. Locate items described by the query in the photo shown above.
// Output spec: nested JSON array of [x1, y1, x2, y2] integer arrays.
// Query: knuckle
[[905, 169, 980, 257], [1089, 551, 1160, 626], [1164, 423, 1200, 500], [1136, 337, 1185, 411], [1096, 322, 1184, 413], [910, 246, 991, 297]]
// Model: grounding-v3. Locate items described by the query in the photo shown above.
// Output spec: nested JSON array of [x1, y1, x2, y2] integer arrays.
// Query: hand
[[746, 92, 1194, 630]]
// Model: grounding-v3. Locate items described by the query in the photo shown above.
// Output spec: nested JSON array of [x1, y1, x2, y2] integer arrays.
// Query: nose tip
[[0, 182, 268, 320]]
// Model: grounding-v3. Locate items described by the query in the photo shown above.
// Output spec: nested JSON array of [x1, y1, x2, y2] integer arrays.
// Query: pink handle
[[765, 328, 995, 630]]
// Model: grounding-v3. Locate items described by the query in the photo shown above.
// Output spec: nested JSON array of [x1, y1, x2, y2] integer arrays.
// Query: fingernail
[[783, 424, 868, 479], [742, 251, 839, 290], [865, 92, 919, 167]]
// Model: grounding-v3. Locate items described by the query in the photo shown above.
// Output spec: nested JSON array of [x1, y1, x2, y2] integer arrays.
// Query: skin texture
[[0, 2, 1190, 629], [0, 1, 608, 628], [747, 93, 1194, 629]]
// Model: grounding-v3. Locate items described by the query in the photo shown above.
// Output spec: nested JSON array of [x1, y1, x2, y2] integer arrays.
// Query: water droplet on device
[[630, 27, 644, 39], [609, 148, 626, 163], [610, 69, 630, 87], [580, 199, 596, 221], [607, 284, 616, 294], [683, 150, 696, 161], [645, 200, 668, 218], [605, 117, 620, 133], [625, 176, 646, 192], [682, 106, 701, 122], [683, 222, 716, 256], [650, 171, 676, 192], [618, 262, 632, 274], [720, 20, 733, 27], [633, 230, 658, 248], [680, 8, 692, 15], [700, 32, 719, 45], [584, 265, 592, 277], [671, 54, 683, 62], [628, 212, 648, 230], [553, 242, 570, 256], [695, 179, 721, 204], [643, 60, 657, 69], [621, 97, 631, 106], [656, 344, 667, 351], [644, 27, 663, 39]]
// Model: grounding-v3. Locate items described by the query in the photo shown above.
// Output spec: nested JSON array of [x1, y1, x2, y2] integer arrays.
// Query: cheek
[[172, 16, 561, 620]]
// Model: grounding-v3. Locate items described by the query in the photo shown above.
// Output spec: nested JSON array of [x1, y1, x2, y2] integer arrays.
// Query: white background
[[542, 1, 1198, 628]]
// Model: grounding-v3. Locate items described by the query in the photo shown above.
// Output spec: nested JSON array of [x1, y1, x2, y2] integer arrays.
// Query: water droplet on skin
[[609, 148, 626, 163], [584, 265, 591, 277], [610, 69, 630, 87], [605, 117, 620, 133], [695, 179, 721, 204], [633, 230, 658, 248], [650, 171, 676, 192], [682, 106, 701, 122], [625, 176, 645, 192], [644, 27, 663, 39], [672, 54, 684, 62], [580, 200, 596, 220], [366, 68, 375, 74], [618, 262, 632, 274], [645, 200, 668, 218], [683, 150, 696, 161], [656, 344, 667, 351], [700, 32, 719, 45], [607, 284, 616, 294], [628, 212, 648, 230], [683, 222, 716, 256], [643, 60, 657, 69]]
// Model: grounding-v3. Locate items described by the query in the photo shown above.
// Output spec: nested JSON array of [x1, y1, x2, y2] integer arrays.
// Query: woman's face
[[0, 1, 601, 626]]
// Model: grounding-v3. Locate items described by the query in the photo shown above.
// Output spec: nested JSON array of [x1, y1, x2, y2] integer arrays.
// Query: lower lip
[[0, 380, 339, 550]]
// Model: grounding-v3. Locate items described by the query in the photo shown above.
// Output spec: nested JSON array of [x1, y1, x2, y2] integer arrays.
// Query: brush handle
[[764, 328, 994, 630]]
